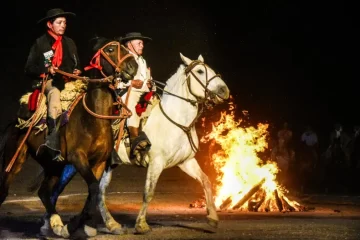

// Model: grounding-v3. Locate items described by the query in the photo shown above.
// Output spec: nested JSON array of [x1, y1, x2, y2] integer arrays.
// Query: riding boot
[[109, 148, 122, 169], [129, 126, 139, 142], [128, 126, 151, 158], [37, 116, 63, 161]]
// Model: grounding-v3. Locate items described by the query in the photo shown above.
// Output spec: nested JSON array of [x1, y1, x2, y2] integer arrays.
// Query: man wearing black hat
[[25, 8, 82, 161], [118, 32, 153, 159]]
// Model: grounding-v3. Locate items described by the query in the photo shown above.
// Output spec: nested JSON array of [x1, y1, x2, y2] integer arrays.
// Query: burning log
[[264, 197, 272, 212], [189, 197, 206, 208], [281, 196, 296, 211], [248, 190, 266, 212], [232, 178, 265, 210], [219, 196, 233, 210], [274, 189, 283, 212]]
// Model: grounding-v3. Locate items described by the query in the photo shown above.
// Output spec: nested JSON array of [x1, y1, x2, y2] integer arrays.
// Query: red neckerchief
[[47, 30, 63, 67]]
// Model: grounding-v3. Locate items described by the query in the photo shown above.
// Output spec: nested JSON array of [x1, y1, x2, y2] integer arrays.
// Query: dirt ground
[[1, 159, 360, 239]]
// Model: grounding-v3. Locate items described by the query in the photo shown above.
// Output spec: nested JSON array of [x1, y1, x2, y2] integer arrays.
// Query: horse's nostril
[[219, 86, 226, 95], [218, 86, 230, 99]]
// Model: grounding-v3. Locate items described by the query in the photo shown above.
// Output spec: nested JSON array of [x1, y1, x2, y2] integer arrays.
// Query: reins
[[5, 41, 134, 173], [54, 41, 134, 120], [153, 61, 221, 153]]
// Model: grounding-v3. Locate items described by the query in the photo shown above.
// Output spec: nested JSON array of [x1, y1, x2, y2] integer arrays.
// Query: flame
[[201, 103, 301, 211]]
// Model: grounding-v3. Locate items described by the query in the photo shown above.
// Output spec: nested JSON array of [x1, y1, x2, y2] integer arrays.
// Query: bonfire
[[191, 101, 305, 212]]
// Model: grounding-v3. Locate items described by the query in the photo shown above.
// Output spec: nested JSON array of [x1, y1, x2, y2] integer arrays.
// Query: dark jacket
[[24, 32, 81, 90]]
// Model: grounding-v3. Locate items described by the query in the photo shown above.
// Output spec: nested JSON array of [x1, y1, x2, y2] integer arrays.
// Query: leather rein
[[156, 60, 222, 153], [55, 41, 134, 120]]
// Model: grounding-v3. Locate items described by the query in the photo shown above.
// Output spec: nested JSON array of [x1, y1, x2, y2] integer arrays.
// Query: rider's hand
[[48, 66, 57, 75], [146, 80, 153, 89], [131, 79, 143, 89], [73, 69, 82, 76]]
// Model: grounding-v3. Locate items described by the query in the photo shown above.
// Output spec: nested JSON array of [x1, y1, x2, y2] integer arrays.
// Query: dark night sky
[[0, 1, 358, 139]]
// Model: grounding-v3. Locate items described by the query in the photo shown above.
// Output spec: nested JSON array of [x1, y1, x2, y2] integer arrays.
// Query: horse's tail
[[0, 120, 19, 172]]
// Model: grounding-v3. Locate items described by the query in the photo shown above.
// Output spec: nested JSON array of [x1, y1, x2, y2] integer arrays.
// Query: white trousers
[[121, 89, 143, 127]]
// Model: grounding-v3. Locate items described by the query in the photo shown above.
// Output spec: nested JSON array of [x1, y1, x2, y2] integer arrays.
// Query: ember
[[196, 106, 305, 212]]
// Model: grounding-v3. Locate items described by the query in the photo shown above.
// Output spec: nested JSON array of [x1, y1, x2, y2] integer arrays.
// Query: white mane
[[163, 64, 186, 93]]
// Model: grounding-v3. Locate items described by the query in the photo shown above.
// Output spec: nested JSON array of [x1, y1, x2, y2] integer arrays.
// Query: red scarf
[[47, 30, 63, 67]]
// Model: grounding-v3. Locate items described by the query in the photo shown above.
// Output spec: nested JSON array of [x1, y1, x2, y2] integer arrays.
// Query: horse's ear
[[180, 52, 191, 66], [198, 54, 204, 62]]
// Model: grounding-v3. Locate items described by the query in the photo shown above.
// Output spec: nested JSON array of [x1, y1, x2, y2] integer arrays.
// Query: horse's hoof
[[106, 219, 127, 235], [53, 225, 65, 237], [84, 225, 97, 237], [50, 214, 65, 237], [207, 218, 219, 228], [134, 223, 152, 235], [61, 224, 70, 238], [110, 225, 128, 235], [40, 225, 54, 237]]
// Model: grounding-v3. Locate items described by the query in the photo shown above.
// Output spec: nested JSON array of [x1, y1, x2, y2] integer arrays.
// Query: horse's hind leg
[[135, 159, 164, 234], [0, 143, 28, 206], [178, 158, 219, 228], [98, 165, 126, 235]]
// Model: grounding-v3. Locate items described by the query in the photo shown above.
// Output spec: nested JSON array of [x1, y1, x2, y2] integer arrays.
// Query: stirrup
[[130, 131, 151, 157]]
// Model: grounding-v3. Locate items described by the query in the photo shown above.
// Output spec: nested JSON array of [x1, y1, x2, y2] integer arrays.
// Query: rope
[[6, 75, 48, 172], [16, 93, 47, 130]]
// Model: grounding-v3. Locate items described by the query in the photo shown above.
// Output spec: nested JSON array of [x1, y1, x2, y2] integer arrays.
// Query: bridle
[[156, 60, 224, 152], [81, 40, 135, 120], [84, 41, 133, 79]]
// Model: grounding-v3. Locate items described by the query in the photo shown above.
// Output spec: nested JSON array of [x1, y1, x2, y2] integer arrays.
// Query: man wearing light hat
[[25, 8, 82, 161], [118, 32, 153, 158]]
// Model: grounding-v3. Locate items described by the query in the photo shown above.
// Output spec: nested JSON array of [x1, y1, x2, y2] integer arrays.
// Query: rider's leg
[[122, 90, 151, 154], [37, 80, 63, 161]]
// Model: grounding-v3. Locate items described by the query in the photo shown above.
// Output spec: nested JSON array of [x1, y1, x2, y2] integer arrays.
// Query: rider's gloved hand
[[131, 79, 144, 89], [73, 69, 82, 76]]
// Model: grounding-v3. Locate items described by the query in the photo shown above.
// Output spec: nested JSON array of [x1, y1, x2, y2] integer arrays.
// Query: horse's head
[[180, 53, 230, 105], [85, 37, 138, 83]]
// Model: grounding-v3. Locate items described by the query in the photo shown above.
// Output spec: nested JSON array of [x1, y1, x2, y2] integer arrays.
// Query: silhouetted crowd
[[270, 122, 360, 195]]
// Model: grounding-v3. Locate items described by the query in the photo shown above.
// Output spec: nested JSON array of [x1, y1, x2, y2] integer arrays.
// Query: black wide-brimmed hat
[[119, 32, 152, 44], [37, 8, 76, 24]]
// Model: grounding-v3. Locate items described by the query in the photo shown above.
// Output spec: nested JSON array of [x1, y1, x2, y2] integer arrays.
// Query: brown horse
[[0, 37, 137, 238]]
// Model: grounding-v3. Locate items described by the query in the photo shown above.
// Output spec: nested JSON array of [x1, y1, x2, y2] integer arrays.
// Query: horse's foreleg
[[98, 165, 125, 235], [51, 164, 77, 206], [41, 165, 76, 237], [135, 159, 164, 234], [178, 158, 219, 228], [64, 151, 104, 238], [38, 172, 66, 237]]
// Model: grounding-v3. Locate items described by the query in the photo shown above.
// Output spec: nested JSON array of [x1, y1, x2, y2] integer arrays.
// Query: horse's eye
[[107, 48, 114, 53], [197, 69, 204, 74]]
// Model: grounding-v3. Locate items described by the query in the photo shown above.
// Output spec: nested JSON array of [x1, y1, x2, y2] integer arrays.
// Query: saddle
[[18, 82, 160, 167], [17, 80, 88, 132]]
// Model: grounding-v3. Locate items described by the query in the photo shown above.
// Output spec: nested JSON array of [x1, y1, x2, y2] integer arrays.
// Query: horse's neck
[[161, 66, 199, 125], [86, 84, 113, 113]]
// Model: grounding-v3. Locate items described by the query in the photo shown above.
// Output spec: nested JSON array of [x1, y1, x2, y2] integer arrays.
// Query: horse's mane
[[164, 64, 186, 92], [84, 36, 115, 78], [86, 36, 113, 59]]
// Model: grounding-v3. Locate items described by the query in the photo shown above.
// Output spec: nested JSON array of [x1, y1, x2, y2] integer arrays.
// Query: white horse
[[98, 53, 230, 234]]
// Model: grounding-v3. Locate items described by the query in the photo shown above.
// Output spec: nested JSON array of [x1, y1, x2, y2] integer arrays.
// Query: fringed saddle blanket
[[17, 81, 160, 138], [17, 80, 87, 132]]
